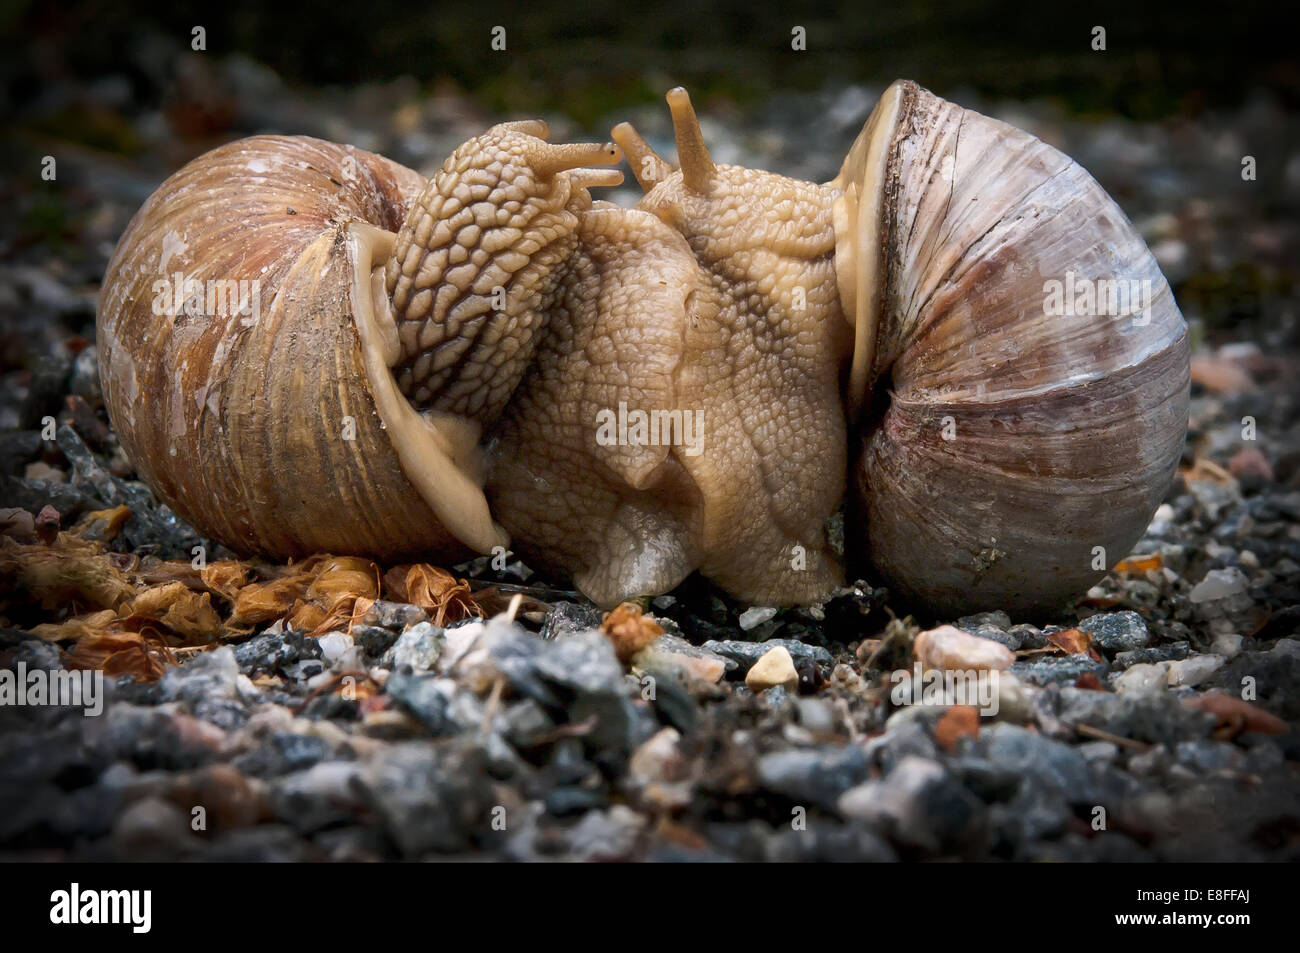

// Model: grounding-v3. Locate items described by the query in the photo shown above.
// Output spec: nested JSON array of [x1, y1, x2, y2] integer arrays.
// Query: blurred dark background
[[7, 0, 1300, 124], [0, 0, 1297, 364], [4, 0, 1298, 125]]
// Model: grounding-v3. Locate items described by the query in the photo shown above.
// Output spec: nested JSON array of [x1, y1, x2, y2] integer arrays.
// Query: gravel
[[2, 40, 1298, 862]]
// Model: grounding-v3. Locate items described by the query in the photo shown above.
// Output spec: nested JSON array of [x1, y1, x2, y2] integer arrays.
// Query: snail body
[[97, 82, 1189, 616]]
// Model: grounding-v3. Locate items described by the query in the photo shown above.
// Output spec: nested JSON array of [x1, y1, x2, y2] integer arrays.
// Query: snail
[[97, 81, 1189, 617]]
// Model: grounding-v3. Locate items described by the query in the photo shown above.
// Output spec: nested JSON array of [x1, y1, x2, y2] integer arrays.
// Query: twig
[[1075, 722, 1151, 752]]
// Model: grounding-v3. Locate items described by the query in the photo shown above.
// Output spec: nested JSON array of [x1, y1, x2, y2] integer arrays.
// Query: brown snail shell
[[97, 135, 502, 562], [832, 81, 1190, 615]]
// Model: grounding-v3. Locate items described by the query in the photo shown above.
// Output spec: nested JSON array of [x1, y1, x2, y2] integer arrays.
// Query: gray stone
[[382, 622, 445, 673], [1078, 611, 1152, 653], [361, 600, 429, 630], [358, 741, 492, 856], [162, 646, 240, 705], [1011, 654, 1108, 686], [979, 723, 1096, 803], [1113, 641, 1190, 670], [540, 601, 603, 641], [755, 744, 872, 810], [839, 756, 984, 853], [702, 638, 833, 672]]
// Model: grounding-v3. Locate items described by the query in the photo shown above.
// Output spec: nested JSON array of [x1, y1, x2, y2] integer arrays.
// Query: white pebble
[[1164, 654, 1225, 687], [738, 606, 778, 631]]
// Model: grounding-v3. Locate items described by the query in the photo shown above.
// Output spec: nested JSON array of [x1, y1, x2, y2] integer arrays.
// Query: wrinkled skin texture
[[386, 107, 853, 606]]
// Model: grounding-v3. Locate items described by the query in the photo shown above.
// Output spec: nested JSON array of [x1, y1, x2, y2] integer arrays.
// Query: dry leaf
[[0, 535, 137, 611], [1184, 693, 1288, 738], [65, 630, 173, 680], [229, 574, 313, 625], [384, 563, 478, 626], [1182, 458, 1236, 487], [304, 556, 380, 634], [1113, 553, 1162, 574], [74, 504, 133, 542], [30, 609, 120, 643], [1074, 672, 1106, 691], [601, 603, 664, 664], [1046, 627, 1102, 661], [200, 561, 252, 600], [120, 582, 223, 641]]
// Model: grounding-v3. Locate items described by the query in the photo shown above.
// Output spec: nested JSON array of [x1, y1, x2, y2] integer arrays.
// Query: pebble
[[1077, 611, 1151, 653], [565, 805, 646, 861], [382, 622, 445, 673], [913, 624, 1014, 672], [358, 742, 492, 856], [745, 646, 799, 691], [1113, 662, 1170, 696], [110, 796, 200, 859], [1164, 655, 1226, 687], [161, 646, 241, 705], [633, 635, 730, 693], [271, 762, 366, 833], [795, 697, 836, 734], [838, 756, 983, 852], [1113, 641, 1190, 670], [1011, 654, 1108, 686], [979, 723, 1096, 803], [702, 638, 833, 670], [540, 601, 604, 641], [361, 600, 429, 630], [316, 631, 353, 665], [755, 745, 873, 810], [1210, 633, 1244, 658], [1189, 567, 1249, 603], [738, 606, 779, 630]]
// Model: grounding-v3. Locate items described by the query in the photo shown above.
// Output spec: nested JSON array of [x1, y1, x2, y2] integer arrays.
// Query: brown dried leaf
[[304, 556, 380, 634], [199, 560, 252, 600], [1046, 627, 1102, 661], [384, 563, 479, 626], [601, 603, 664, 664], [1183, 458, 1236, 487], [0, 536, 137, 611], [65, 630, 173, 680], [1184, 693, 1288, 738], [1113, 553, 1162, 574], [288, 599, 328, 634], [120, 581, 223, 642], [73, 504, 133, 542], [229, 574, 313, 625], [30, 609, 120, 643]]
